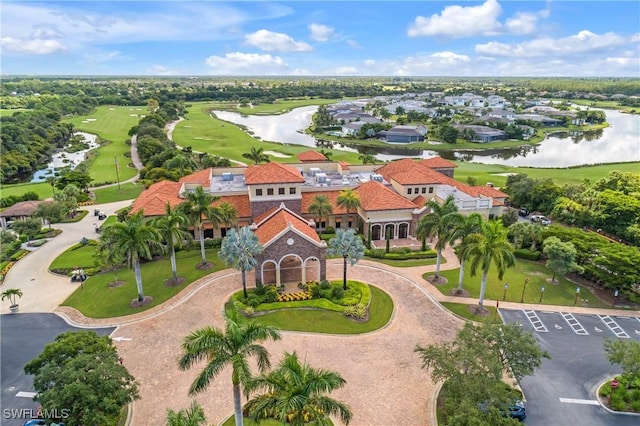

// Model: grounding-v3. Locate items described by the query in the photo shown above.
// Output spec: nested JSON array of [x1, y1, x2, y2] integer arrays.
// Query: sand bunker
[[264, 150, 291, 158]]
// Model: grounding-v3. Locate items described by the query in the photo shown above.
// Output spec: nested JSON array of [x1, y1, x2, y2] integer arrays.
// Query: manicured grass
[[92, 183, 144, 204], [50, 242, 100, 271], [441, 302, 498, 322], [237, 98, 340, 115], [174, 102, 362, 164], [364, 256, 440, 268], [63, 106, 141, 184], [229, 284, 393, 334], [61, 248, 223, 318], [221, 416, 296, 426], [562, 99, 639, 114], [0, 182, 52, 199], [426, 259, 611, 309], [0, 109, 30, 117], [452, 161, 640, 187]]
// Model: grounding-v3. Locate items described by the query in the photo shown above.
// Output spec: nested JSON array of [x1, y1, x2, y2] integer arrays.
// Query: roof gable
[[297, 150, 328, 162], [179, 168, 212, 186], [245, 162, 305, 185], [355, 181, 418, 211], [419, 157, 457, 169], [130, 180, 182, 216], [254, 204, 323, 247]]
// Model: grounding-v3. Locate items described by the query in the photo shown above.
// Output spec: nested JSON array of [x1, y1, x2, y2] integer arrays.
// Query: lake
[[30, 132, 99, 182], [212, 107, 640, 167]]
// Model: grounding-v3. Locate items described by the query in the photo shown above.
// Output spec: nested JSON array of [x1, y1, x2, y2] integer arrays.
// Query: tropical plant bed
[[441, 302, 498, 321], [598, 376, 640, 413], [227, 284, 393, 334]]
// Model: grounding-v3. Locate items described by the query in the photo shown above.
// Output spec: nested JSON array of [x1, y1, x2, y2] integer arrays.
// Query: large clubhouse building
[[130, 152, 507, 285]]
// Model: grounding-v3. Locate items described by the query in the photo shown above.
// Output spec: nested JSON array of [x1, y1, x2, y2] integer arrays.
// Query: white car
[[530, 215, 551, 225]]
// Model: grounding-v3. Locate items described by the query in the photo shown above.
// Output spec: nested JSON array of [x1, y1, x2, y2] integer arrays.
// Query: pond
[[30, 132, 99, 182], [212, 107, 640, 167]]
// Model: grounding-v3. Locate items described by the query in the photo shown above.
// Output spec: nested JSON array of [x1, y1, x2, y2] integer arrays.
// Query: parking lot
[[500, 309, 640, 426]]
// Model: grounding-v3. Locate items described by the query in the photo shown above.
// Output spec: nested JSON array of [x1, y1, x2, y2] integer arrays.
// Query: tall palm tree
[[416, 195, 458, 279], [178, 313, 281, 426], [358, 153, 376, 165], [151, 202, 192, 283], [100, 211, 164, 302], [245, 351, 353, 426], [308, 194, 333, 231], [217, 201, 238, 233], [165, 155, 196, 177], [166, 401, 207, 426], [178, 186, 220, 267], [242, 146, 270, 164], [220, 227, 264, 299], [448, 213, 483, 293], [461, 220, 516, 309], [336, 188, 361, 230], [328, 229, 366, 290]]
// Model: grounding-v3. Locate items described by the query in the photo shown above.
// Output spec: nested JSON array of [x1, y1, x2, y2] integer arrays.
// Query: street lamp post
[[574, 287, 581, 305], [520, 278, 529, 303], [503, 283, 509, 301], [613, 289, 619, 307], [539, 286, 545, 303]]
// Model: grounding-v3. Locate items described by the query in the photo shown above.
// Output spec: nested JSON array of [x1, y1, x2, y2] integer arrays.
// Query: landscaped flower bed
[[277, 291, 312, 302]]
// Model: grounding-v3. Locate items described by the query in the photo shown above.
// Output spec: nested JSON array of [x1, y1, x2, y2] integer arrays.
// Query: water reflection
[[212, 106, 639, 167]]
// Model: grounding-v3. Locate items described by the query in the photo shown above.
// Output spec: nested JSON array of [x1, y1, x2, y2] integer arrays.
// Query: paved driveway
[[1, 313, 114, 426], [501, 309, 640, 426]]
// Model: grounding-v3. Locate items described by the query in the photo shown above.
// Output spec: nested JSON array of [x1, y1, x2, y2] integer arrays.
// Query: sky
[[1, 0, 639, 77]]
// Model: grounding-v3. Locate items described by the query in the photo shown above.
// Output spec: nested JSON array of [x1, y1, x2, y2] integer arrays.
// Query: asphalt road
[[500, 308, 640, 426], [1, 314, 114, 426]]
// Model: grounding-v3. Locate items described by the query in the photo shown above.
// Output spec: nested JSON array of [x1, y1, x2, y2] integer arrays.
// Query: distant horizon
[[1, 1, 638, 77]]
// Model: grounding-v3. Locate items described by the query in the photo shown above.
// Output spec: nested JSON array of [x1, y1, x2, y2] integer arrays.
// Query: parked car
[[530, 215, 551, 225], [518, 208, 529, 217], [478, 400, 526, 422]]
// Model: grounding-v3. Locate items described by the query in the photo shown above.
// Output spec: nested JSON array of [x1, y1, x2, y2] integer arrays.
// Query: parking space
[[500, 309, 640, 426]]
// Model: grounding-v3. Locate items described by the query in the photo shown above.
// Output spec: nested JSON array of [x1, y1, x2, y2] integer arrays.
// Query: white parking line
[[523, 309, 548, 332], [15, 391, 37, 398], [561, 312, 589, 335], [559, 397, 600, 405], [599, 315, 630, 339]]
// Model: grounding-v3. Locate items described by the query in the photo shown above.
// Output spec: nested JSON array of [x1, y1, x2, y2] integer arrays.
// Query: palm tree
[[217, 202, 238, 232], [1, 288, 23, 308], [245, 351, 352, 425], [461, 220, 516, 309], [328, 229, 366, 290], [242, 147, 270, 164], [416, 196, 458, 279], [45, 175, 57, 198], [151, 202, 192, 284], [308, 194, 333, 231], [178, 186, 220, 267], [165, 155, 196, 177], [448, 213, 483, 293], [178, 313, 281, 426], [220, 227, 264, 299], [336, 188, 361, 230], [358, 153, 376, 165], [166, 401, 207, 426], [100, 211, 164, 302], [318, 148, 333, 160]]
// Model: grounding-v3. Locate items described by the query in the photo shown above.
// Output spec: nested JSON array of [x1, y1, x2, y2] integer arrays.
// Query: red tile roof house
[[130, 154, 507, 285]]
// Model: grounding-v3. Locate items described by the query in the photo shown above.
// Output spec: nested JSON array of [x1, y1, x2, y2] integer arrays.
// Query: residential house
[[378, 125, 427, 143]]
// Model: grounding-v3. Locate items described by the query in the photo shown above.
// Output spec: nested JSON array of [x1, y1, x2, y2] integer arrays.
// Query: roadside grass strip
[[523, 309, 548, 332], [561, 312, 589, 335], [598, 315, 630, 339]]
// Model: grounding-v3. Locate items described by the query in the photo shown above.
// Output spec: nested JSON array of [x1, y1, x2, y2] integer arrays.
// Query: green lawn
[[364, 256, 439, 267], [237, 98, 340, 115], [229, 284, 394, 334], [0, 108, 31, 117], [61, 248, 223, 318], [50, 242, 99, 271], [63, 106, 142, 184], [561, 99, 639, 114], [221, 417, 283, 426], [92, 183, 144, 204], [0, 182, 52, 199], [174, 102, 362, 164], [427, 259, 611, 309], [441, 302, 498, 322], [452, 161, 640, 187]]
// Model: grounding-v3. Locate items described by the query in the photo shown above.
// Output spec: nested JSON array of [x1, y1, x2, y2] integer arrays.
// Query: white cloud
[[245, 29, 312, 52], [430, 51, 471, 63], [363, 59, 376, 66], [0, 37, 67, 54], [475, 31, 632, 58], [148, 65, 181, 76], [408, 0, 503, 38], [346, 40, 361, 49], [205, 52, 288, 75], [309, 24, 334, 42], [505, 12, 539, 35]]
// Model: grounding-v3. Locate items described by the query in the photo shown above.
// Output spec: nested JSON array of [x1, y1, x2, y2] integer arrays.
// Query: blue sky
[[1, 0, 638, 76]]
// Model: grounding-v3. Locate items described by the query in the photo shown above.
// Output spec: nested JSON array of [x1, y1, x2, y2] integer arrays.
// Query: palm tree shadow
[[129, 296, 154, 308], [165, 277, 186, 287], [195, 262, 215, 270]]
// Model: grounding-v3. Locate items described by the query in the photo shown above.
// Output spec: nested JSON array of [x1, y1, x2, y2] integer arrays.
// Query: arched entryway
[[371, 224, 382, 240], [385, 223, 395, 239], [398, 222, 409, 239], [303, 257, 321, 283], [279, 254, 303, 284], [261, 260, 278, 285]]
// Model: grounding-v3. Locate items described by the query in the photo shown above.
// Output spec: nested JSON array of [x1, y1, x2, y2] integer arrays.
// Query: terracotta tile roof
[[375, 158, 418, 181], [297, 150, 328, 162], [245, 162, 305, 185], [412, 195, 427, 207], [253, 206, 279, 225], [179, 168, 211, 186], [473, 185, 508, 199], [0, 200, 48, 217], [390, 168, 444, 185], [355, 181, 418, 211], [255, 207, 321, 246], [213, 194, 252, 218], [130, 180, 182, 216], [301, 191, 347, 215], [419, 157, 457, 169], [338, 161, 351, 170]]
